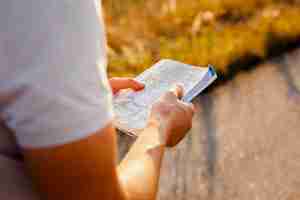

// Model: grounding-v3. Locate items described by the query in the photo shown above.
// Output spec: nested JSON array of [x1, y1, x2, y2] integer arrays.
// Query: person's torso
[[0, 1, 107, 199]]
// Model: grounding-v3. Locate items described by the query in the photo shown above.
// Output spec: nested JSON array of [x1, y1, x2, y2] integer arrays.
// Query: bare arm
[[117, 121, 165, 200], [23, 86, 194, 200], [118, 86, 194, 199]]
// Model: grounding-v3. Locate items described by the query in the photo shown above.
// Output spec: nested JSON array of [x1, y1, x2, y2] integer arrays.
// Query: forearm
[[22, 86, 191, 200], [118, 121, 166, 200], [23, 122, 165, 200]]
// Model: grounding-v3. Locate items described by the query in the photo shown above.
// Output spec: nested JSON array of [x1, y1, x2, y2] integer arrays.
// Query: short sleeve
[[0, 1, 114, 148]]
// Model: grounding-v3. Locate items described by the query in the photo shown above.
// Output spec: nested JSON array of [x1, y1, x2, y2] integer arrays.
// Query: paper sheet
[[113, 59, 214, 133]]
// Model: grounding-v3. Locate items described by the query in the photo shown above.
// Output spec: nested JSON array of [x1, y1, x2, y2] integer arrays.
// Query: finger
[[160, 85, 184, 102], [177, 103, 194, 130], [113, 78, 145, 90], [177, 102, 194, 119], [110, 78, 145, 93], [169, 84, 184, 99], [182, 102, 195, 116], [160, 91, 178, 102]]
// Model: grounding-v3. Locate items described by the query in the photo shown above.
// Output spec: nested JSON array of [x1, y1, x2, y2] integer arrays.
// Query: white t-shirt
[[0, 0, 113, 149]]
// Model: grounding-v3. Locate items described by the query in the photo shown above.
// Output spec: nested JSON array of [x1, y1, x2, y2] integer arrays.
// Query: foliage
[[102, 0, 300, 77]]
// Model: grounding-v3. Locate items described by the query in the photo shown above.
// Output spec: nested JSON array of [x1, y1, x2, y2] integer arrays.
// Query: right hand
[[149, 85, 195, 147]]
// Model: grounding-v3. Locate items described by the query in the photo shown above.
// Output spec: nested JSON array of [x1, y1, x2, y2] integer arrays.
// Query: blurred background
[[102, 0, 300, 78], [106, 1, 300, 200]]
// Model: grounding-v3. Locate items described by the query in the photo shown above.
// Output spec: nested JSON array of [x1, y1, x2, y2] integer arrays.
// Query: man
[[0, 1, 195, 199]]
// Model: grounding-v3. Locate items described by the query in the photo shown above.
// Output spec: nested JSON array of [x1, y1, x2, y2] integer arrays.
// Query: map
[[113, 59, 217, 136]]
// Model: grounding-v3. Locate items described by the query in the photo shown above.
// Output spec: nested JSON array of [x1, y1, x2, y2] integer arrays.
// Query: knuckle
[[164, 91, 175, 98], [153, 102, 172, 115], [183, 102, 195, 115]]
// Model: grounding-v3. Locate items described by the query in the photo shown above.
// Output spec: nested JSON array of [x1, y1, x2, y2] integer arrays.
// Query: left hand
[[109, 77, 145, 95]]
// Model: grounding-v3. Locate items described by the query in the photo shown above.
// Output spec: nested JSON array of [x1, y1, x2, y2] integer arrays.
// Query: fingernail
[[170, 85, 178, 94], [170, 85, 176, 91], [140, 82, 145, 87], [138, 82, 145, 89]]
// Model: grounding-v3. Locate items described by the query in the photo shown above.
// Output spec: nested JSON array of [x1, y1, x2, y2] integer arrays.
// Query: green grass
[[102, 0, 300, 78]]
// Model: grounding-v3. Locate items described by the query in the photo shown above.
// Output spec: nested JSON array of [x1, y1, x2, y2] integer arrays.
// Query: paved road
[[118, 49, 300, 200]]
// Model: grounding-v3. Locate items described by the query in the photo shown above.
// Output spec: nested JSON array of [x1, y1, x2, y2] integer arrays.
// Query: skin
[[109, 78, 145, 95], [23, 78, 195, 200]]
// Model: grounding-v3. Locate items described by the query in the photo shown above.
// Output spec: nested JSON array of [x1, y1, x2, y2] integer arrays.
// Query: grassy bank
[[102, 0, 300, 78]]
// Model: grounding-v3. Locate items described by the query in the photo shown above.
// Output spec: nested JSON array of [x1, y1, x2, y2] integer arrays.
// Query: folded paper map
[[113, 59, 217, 136]]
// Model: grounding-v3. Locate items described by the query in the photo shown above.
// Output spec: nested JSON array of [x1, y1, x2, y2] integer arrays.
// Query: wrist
[[145, 117, 167, 146]]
